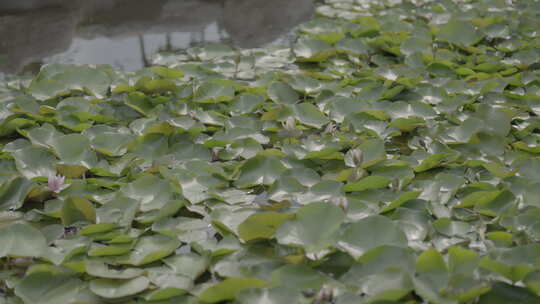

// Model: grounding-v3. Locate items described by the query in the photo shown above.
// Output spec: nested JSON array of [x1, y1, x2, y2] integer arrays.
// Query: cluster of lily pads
[[2, 0, 540, 303]]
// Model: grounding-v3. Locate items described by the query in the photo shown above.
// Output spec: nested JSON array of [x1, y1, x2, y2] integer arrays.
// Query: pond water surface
[[0, 0, 316, 74]]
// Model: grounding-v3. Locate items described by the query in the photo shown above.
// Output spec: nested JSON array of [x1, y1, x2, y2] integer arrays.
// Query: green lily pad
[[88, 243, 133, 257], [191, 43, 236, 60], [28, 64, 111, 100], [0, 222, 47, 258], [271, 264, 328, 290], [151, 66, 184, 78], [25, 123, 64, 148], [120, 175, 175, 212], [55, 97, 109, 131], [362, 268, 413, 302], [276, 202, 345, 254], [338, 215, 408, 259], [194, 83, 235, 103], [235, 156, 287, 188], [344, 175, 392, 192], [414, 248, 450, 303], [267, 82, 299, 105], [144, 269, 192, 301], [478, 282, 540, 304], [401, 36, 432, 56], [89, 277, 150, 299], [238, 212, 294, 242], [14, 270, 88, 304], [357, 139, 387, 168], [11, 146, 57, 179], [237, 287, 303, 304], [0, 176, 34, 211], [52, 134, 98, 170], [437, 19, 484, 46], [199, 277, 269, 303], [96, 194, 139, 227], [135, 77, 176, 94], [119, 235, 181, 266], [292, 103, 329, 128], [85, 261, 144, 279], [2, 0, 540, 302], [294, 38, 335, 62], [163, 253, 210, 280], [61, 197, 96, 226], [83, 125, 134, 157], [43, 236, 90, 265], [433, 218, 473, 237]]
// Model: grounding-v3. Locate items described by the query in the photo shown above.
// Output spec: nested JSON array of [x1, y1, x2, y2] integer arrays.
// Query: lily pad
[[267, 82, 299, 105], [119, 235, 181, 266], [15, 270, 88, 304], [338, 215, 408, 259], [85, 261, 144, 279], [1, 0, 540, 303], [199, 277, 269, 303], [52, 134, 98, 170], [61, 197, 96, 226], [194, 83, 235, 103], [294, 38, 335, 62], [89, 277, 150, 299], [28, 64, 111, 100], [437, 19, 484, 46], [235, 156, 287, 188], [0, 222, 47, 258], [11, 146, 57, 179], [0, 176, 34, 211], [120, 175, 175, 212], [238, 212, 294, 242], [276, 202, 345, 254]]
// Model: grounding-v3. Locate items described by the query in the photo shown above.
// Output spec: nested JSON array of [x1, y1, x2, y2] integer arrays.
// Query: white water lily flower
[[47, 174, 65, 193]]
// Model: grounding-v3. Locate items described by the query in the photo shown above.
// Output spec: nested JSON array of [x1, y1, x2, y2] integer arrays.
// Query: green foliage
[[2, 0, 540, 303]]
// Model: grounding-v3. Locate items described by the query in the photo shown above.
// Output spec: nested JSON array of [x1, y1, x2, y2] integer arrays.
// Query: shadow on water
[[0, 0, 315, 74]]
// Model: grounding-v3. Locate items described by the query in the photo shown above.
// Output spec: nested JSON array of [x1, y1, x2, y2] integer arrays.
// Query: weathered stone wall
[[0, 0, 69, 11], [0, 6, 78, 73], [222, 0, 315, 48], [0, 0, 315, 73]]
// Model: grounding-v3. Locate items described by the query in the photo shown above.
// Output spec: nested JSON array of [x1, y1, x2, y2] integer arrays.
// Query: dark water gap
[[0, 0, 316, 75]]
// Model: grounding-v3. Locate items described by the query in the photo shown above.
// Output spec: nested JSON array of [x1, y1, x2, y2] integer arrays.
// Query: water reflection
[[0, 0, 315, 74]]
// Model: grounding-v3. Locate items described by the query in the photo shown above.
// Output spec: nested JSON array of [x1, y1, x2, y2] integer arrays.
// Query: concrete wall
[[0, 0, 315, 73], [0, 0, 69, 11], [0, 6, 78, 73], [223, 0, 314, 48]]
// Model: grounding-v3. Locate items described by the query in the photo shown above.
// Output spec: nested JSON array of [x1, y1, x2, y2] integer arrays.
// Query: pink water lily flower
[[47, 174, 65, 193]]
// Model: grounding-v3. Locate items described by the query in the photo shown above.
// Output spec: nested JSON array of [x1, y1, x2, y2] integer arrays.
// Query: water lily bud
[[47, 174, 65, 193], [315, 284, 335, 303], [347, 167, 367, 183], [390, 178, 401, 192], [212, 147, 220, 161], [283, 116, 296, 131], [324, 122, 337, 135], [332, 197, 348, 211], [345, 148, 364, 168], [352, 149, 364, 166], [280, 117, 302, 139]]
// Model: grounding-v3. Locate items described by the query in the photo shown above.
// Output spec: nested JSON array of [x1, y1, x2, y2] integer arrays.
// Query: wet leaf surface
[[2, 0, 540, 303]]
